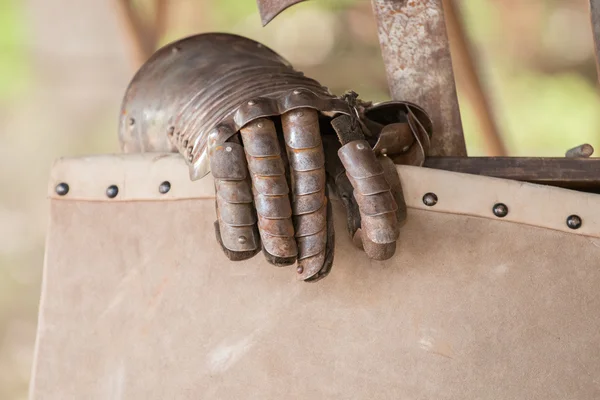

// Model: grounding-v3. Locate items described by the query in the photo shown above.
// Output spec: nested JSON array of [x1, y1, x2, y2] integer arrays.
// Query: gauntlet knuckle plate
[[210, 144, 248, 180]]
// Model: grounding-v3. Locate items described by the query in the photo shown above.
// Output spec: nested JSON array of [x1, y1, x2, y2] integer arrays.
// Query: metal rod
[[370, 0, 467, 156], [444, 0, 507, 156], [565, 144, 594, 158]]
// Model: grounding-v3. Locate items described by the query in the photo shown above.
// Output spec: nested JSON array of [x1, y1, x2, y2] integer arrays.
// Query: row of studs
[[422, 192, 583, 230], [54, 181, 172, 199], [53, 184, 586, 231]]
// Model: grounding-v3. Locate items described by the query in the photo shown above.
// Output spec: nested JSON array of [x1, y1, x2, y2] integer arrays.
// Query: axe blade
[[256, 0, 308, 26]]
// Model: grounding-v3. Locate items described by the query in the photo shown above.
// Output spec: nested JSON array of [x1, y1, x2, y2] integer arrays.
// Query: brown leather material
[[34, 155, 600, 398], [241, 119, 297, 260]]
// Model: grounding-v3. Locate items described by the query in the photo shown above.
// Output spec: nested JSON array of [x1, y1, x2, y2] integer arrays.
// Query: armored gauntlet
[[118, 33, 431, 281]]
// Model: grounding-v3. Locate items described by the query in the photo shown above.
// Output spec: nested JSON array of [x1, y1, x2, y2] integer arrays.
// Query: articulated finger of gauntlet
[[282, 109, 329, 280], [210, 142, 261, 259], [240, 118, 297, 264]]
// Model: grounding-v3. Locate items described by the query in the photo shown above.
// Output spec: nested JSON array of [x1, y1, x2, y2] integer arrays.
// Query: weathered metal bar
[[370, 0, 467, 157], [424, 157, 600, 192], [590, 0, 600, 82]]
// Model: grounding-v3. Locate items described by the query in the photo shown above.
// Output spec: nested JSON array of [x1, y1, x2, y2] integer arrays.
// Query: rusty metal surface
[[118, 33, 350, 180], [370, 0, 466, 157], [210, 143, 260, 255], [282, 109, 328, 280], [566, 144, 594, 158], [240, 119, 298, 260], [338, 140, 399, 245], [256, 0, 308, 26]]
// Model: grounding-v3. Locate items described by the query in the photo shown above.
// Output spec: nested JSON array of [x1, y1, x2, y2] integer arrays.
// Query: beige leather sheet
[[30, 154, 600, 399]]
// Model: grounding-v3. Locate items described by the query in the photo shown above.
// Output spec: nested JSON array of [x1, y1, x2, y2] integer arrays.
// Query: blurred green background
[[1, 0, 599, 398]]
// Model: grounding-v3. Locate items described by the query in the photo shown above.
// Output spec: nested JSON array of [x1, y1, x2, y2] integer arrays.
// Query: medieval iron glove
[[118, 33, 432, 282]]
